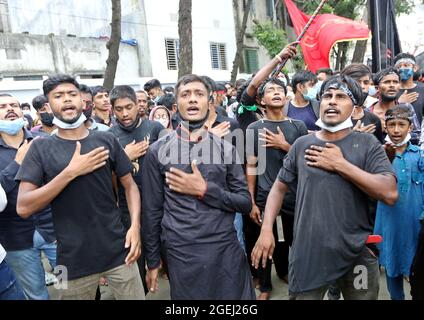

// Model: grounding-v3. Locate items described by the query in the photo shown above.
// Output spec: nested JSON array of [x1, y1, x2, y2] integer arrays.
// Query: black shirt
[[247, 119, 308, 213], [237, 90, 264, 134], [109, 120, 164, 217], [352, 110, 385, 143], [16, 131, 133, 280], [403, 83, 424, 123], [278, 131, 394, 293], [0, 129, 55, 251]]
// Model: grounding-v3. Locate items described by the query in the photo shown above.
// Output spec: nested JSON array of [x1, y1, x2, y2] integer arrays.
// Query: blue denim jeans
[[5, 230, 57, 300], [386, 274, 405, 300], [0, 260, 26, 300], [234, 213, 245, 252]]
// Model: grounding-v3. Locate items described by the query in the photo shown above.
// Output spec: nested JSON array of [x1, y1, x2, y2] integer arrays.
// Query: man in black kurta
[[142, 75, 255, 300]]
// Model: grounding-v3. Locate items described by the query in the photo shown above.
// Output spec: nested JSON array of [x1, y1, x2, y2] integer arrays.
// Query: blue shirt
[[287, 102, 319, 131], [374, 143, 424, 277], [0, 129, 55, 251]]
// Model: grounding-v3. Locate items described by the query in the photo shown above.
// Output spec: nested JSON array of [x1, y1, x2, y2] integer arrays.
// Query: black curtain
[[370, 0, 402, 73]]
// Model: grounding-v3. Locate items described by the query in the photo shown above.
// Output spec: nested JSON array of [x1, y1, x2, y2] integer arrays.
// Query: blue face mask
[[399, 68, 414, 81], [0, 118, 25, 136], [368, 86, 377, 97], [303, 86, 318, 101]]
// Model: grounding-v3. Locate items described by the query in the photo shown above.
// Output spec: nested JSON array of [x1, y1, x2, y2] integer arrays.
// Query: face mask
[[156, 118, 169, 129], [180, 110, 210, 132], [399, 68, 414, 81], [368, 86, 377, 97], [153, 96, 161, 104], [303, 86, 318, 101], [23, 110, 31, 116], [385, 133, 411, 147], [40, 113, 55, 127], [53, 114, 87, 130], [117, 114, 141, 133], [0, 118, 25, 135]]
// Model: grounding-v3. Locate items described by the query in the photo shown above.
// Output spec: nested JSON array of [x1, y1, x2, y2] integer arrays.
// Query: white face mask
[[315, 117, 353, 133], [385, 133, 411, 147], [53, 114, 87, 130]]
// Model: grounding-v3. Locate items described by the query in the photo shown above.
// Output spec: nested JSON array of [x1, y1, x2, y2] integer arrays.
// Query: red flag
[[284, 0, 370, 72]]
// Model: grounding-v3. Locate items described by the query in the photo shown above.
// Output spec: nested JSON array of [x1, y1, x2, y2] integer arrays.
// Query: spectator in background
[[91, 86, 115, 127], [164, 86, 175, 95], [144, 79, 164, 103], [31, 95, 57, 135], [149, 105, 173, 132], [79, 84, 109, 132]]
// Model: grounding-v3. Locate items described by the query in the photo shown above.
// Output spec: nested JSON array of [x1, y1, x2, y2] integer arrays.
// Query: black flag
[[370, 0, 402, 73]]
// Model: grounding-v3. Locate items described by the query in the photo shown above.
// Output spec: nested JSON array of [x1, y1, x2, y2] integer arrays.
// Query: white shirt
[[0, 184, 7, 263]]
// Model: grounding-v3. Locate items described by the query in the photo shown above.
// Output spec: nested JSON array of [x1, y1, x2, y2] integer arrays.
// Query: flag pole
[[271, 0, 329, 78]]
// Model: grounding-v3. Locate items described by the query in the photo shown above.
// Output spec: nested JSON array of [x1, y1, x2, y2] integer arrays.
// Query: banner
[[284, 0, 370, 72]]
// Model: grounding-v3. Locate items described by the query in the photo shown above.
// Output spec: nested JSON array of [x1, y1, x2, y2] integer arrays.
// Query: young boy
[[374, 104, 424, 300]]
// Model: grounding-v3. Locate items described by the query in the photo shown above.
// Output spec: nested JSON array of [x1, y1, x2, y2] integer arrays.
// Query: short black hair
[[319, 74, 363, 107], [236, 79, 251, 103], [43, 74, 80, 96], [144, 79, 162, 92], [79, 84, 92, 96], [215, 82, 226, 92], [201, 76, 217, 92], [393, 53, 416, 66], [90, 86, 109, 98], [258, 78, 287, 99], [21, 102, 31, 110], [385, 104, 414, 123], [156, 93, 175, 111], [373, 67, 400, 86], [175, 74, 211, 95], [341, 64, 372, 81], [316, 68, 333, 76], [291, 70, 317, 93], [109, 85, 137, 107], [163, 86, 174, 94], [32, 95, 49, 111]]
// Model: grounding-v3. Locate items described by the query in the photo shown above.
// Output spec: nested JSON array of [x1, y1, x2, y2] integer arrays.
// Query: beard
[[381, 93, 398, 102], [53, 110, 83, 124]]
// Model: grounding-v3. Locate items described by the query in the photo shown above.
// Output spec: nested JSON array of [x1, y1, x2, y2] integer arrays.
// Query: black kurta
[[142, 129, 255, 300]]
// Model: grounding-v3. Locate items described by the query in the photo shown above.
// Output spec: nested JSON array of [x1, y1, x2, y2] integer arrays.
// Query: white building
[[0, 0, 239, 102]]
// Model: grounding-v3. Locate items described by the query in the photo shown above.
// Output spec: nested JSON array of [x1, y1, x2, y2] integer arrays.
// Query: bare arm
[[305, 143, 398, 206], [246, 42, 298, 97], [119, 173, 141, 265], [251, 179, 289, 269], [120, 173, 141, 229]]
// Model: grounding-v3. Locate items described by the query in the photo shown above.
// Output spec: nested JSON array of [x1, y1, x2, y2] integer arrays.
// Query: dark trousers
[[411, 222, 424, 300], [243, 212, 293, 292]]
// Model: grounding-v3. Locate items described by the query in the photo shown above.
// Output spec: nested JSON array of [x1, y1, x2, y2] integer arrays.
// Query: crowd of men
[[1, 43, 424, 300]]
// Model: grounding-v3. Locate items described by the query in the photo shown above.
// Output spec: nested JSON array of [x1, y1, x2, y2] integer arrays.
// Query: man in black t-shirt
[[252, 75, 398, 300], [16, 74, 145, 300], [109, 85, 163, 293], [246, 78, 308, 299]]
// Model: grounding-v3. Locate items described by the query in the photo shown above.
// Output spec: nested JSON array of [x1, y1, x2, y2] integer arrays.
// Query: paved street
[[45, 259, 411, 300]]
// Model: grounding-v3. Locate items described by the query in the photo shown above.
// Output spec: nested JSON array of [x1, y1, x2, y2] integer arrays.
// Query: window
[[210, 43, 227, 70], [244, 49, 259, 74], [165, 38, 180, 70]]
